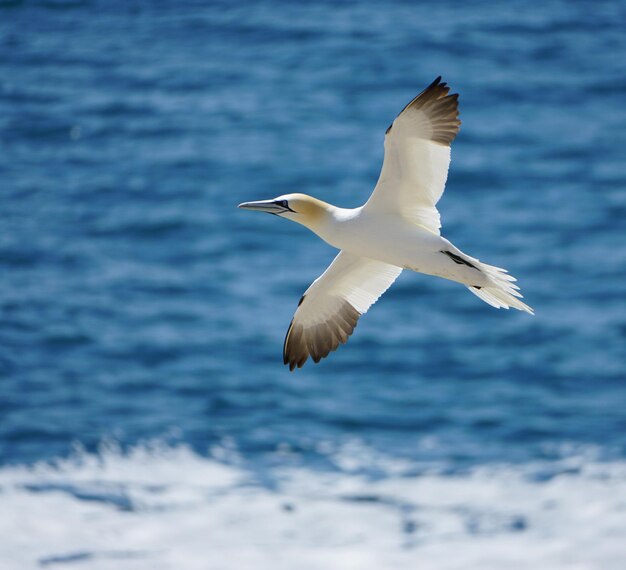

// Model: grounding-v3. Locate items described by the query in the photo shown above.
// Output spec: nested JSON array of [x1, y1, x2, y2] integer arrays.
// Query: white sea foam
[[1, 442, 625, 570]]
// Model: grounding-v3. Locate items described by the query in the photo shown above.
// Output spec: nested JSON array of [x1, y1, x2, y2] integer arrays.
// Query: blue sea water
[[1, 1, 626, 568]]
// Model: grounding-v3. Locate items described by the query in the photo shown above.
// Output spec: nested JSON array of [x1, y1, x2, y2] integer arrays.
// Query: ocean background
[[1, 0, 626, 568]]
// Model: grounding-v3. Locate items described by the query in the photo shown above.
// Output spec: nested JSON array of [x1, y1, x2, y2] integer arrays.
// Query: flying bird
[[239, 77, 533, 371]]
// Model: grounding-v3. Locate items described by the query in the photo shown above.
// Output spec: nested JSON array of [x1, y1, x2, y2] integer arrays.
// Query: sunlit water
[[1, 0, 625, 568]]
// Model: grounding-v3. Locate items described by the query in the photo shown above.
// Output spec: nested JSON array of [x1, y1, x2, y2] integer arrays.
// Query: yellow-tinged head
[[238, 193, 331, 230]]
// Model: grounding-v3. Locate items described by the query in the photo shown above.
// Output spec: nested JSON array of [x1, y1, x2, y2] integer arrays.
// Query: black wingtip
[[429, 76, 443, 89]]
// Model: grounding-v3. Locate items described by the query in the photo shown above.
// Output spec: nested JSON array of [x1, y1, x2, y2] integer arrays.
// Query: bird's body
[[299, 202, 489, 287], [239, 77, 533, 370]]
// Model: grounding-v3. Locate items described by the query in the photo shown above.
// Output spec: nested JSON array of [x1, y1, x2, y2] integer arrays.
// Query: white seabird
[[239, 77, 533, 371]]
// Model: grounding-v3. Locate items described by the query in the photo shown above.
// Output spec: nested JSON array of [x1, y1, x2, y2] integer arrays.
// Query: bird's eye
[[278, 200, 288, 208]]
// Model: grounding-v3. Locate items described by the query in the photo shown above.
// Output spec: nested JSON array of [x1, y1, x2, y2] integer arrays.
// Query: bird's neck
[[295, 197, 361, 247]]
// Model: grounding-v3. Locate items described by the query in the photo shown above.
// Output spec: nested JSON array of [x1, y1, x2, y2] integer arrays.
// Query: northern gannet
[[239, 77, 533, 371]]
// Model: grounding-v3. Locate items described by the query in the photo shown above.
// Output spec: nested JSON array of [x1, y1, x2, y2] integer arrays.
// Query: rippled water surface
[[1, 1, 625, 568]]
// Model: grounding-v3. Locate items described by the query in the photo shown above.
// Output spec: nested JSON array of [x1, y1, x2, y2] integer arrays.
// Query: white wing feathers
[[283, 251, 402, 370], [365, 76, 461, 234]]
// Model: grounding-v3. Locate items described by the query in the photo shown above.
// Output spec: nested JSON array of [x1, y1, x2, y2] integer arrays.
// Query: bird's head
[[238, 193, 330, 230]]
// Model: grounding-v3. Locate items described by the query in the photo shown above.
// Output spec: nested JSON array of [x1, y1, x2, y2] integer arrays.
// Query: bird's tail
[[467, 260, 534, 315]]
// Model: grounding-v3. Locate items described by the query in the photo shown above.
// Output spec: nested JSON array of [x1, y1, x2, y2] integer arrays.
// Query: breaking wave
[[2, 442, 625, 569]]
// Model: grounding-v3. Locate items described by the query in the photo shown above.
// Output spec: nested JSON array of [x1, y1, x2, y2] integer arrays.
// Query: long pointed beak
[[238, 200, 284, 214]]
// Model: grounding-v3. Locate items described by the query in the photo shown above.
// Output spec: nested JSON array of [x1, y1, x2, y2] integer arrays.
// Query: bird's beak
[[238, 200, 285, 214]]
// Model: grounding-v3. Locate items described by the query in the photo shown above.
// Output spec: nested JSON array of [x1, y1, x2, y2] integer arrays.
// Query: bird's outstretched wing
[[283, 251, 402, 370], [364, 76, 461, 235]]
